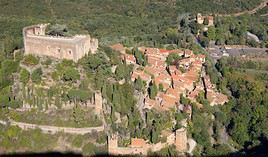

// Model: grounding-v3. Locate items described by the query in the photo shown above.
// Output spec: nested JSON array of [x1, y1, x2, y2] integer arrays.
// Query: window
[[57, 48, 61, 53], [69, 50, 72, 54]]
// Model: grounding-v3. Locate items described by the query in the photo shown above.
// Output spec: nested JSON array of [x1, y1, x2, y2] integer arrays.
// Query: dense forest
[[0, 0, 266, 51]]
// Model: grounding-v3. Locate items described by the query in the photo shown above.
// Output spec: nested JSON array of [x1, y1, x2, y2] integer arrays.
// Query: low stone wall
[[108, 133, 176, 156], [109, 147, 146, 156], [0, 119, 104, 135], [17, 100, 95, 112]]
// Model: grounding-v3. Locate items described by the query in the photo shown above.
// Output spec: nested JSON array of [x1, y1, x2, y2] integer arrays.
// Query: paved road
[[0, 119, 104, 135]]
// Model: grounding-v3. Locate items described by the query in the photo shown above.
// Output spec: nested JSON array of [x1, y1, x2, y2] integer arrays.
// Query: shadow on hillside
[[1, 138, 268, 157], [206, 137, 268, 157], [0, 152, 83, 157]]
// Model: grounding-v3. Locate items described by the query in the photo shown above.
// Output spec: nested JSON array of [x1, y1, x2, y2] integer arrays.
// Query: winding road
[[217, 0, 268, 17]]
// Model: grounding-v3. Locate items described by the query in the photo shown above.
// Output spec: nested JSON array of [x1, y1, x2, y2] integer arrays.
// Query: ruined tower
[[108, 134, 119, 155], [175, 128, 188, 153], [23, 24, 98, 62], [94, 91, 103, 115]]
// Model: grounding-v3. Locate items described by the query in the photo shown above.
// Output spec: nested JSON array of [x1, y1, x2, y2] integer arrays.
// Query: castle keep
[[23, 24, 98, 62]]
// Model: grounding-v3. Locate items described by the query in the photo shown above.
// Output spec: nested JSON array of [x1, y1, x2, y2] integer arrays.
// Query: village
[[1, 15, 230, 156], [111, 43, 228, 111], [108, 43, 229, 155]]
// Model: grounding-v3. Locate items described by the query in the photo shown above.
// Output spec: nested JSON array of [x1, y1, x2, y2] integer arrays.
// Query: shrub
[[20, 68, 30, 84], [96, 132, 107, 144], [67, 89, 91, 102], [72, 135, 84, 147], [31, 68, 42, 83], [22, 55, 39, 66], [166, 53, 181, 65], [82, 142, 96, 156], [62, 67, 80, 82], [42, 58, 52, 66]]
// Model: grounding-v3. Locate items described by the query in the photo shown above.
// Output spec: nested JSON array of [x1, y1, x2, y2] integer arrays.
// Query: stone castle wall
[[23, 24, 98, 62], [108, 135, 147, 156], [108, 128, 188, 156]]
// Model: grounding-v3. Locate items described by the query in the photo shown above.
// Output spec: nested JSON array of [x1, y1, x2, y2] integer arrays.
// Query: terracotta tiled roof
[[197, 54, 206, 59], [207, 90, 228, 106], [110, 43, 125, 52], [169, 65, 177, 72], [166, 88, 180, 98], [131, 138, 146, 148], [147, 56, 165, 67], [131, 69, 151, 82], [144, 66, 158, 76], [155, 73, 171, 90], [160, 93, 179, 109], [207, 16, 214, 20], [123, 54, 136, 62], [159, 49, 170, 53], [159, 49, 184, 55], [184, 49, 193, 56], [138, 47, 159, 54], [144, 97, 158, 109], [188, 86, 202, 99]]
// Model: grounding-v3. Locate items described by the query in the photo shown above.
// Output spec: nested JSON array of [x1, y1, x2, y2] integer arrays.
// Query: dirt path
[[217, 0, 268, 17], [0, 119, 104, 135], [261, 13, 268, 16]]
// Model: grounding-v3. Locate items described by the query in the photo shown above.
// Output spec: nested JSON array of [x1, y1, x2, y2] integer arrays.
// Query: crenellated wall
[[23, 24, 98, 62]]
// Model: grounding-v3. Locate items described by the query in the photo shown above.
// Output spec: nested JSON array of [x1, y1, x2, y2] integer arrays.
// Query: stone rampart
[[23, 24, 98, 62]]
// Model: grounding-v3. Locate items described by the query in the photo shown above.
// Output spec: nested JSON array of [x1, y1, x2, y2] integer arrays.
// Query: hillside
[[0, 0, 264, 49], [0, 0, 268, 157]]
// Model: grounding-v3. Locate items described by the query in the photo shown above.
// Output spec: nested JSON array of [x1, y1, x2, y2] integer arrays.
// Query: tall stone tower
[[94, 91, 103, 115], [108, 134, 119, 155], [175, 128, 188, 153]]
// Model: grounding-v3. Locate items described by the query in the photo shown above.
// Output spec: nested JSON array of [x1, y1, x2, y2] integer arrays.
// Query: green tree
[[20, 68, 30, 84], [149, 81, 158, 99], [134, 76, 144, 91], [166, 53, 181, 65], [134, 49, 146, 66], [189, 22, 201, 35], [200, 36, 209, 48], [82, 142, 96, 156], [166, 28, 179, 44], [1, 59, 19, 75], [207, 27, 216, 40], [62, 67, 80, 82], [47, 24, 68, 36], [72, 105, 84, 125], [159, 83, 164, 92], [115, 64, 128, 80], [67, 89, 91, 102], [31, 68, 42, 84], [203, 17, 209, 25], [22, 55, 39, 66]]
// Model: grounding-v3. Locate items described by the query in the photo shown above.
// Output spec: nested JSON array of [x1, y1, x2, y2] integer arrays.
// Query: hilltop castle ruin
[[23, 24, 98, 62]]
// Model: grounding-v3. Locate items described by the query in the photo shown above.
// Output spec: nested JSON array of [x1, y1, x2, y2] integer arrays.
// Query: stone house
[[197, 13, 214, 27]]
